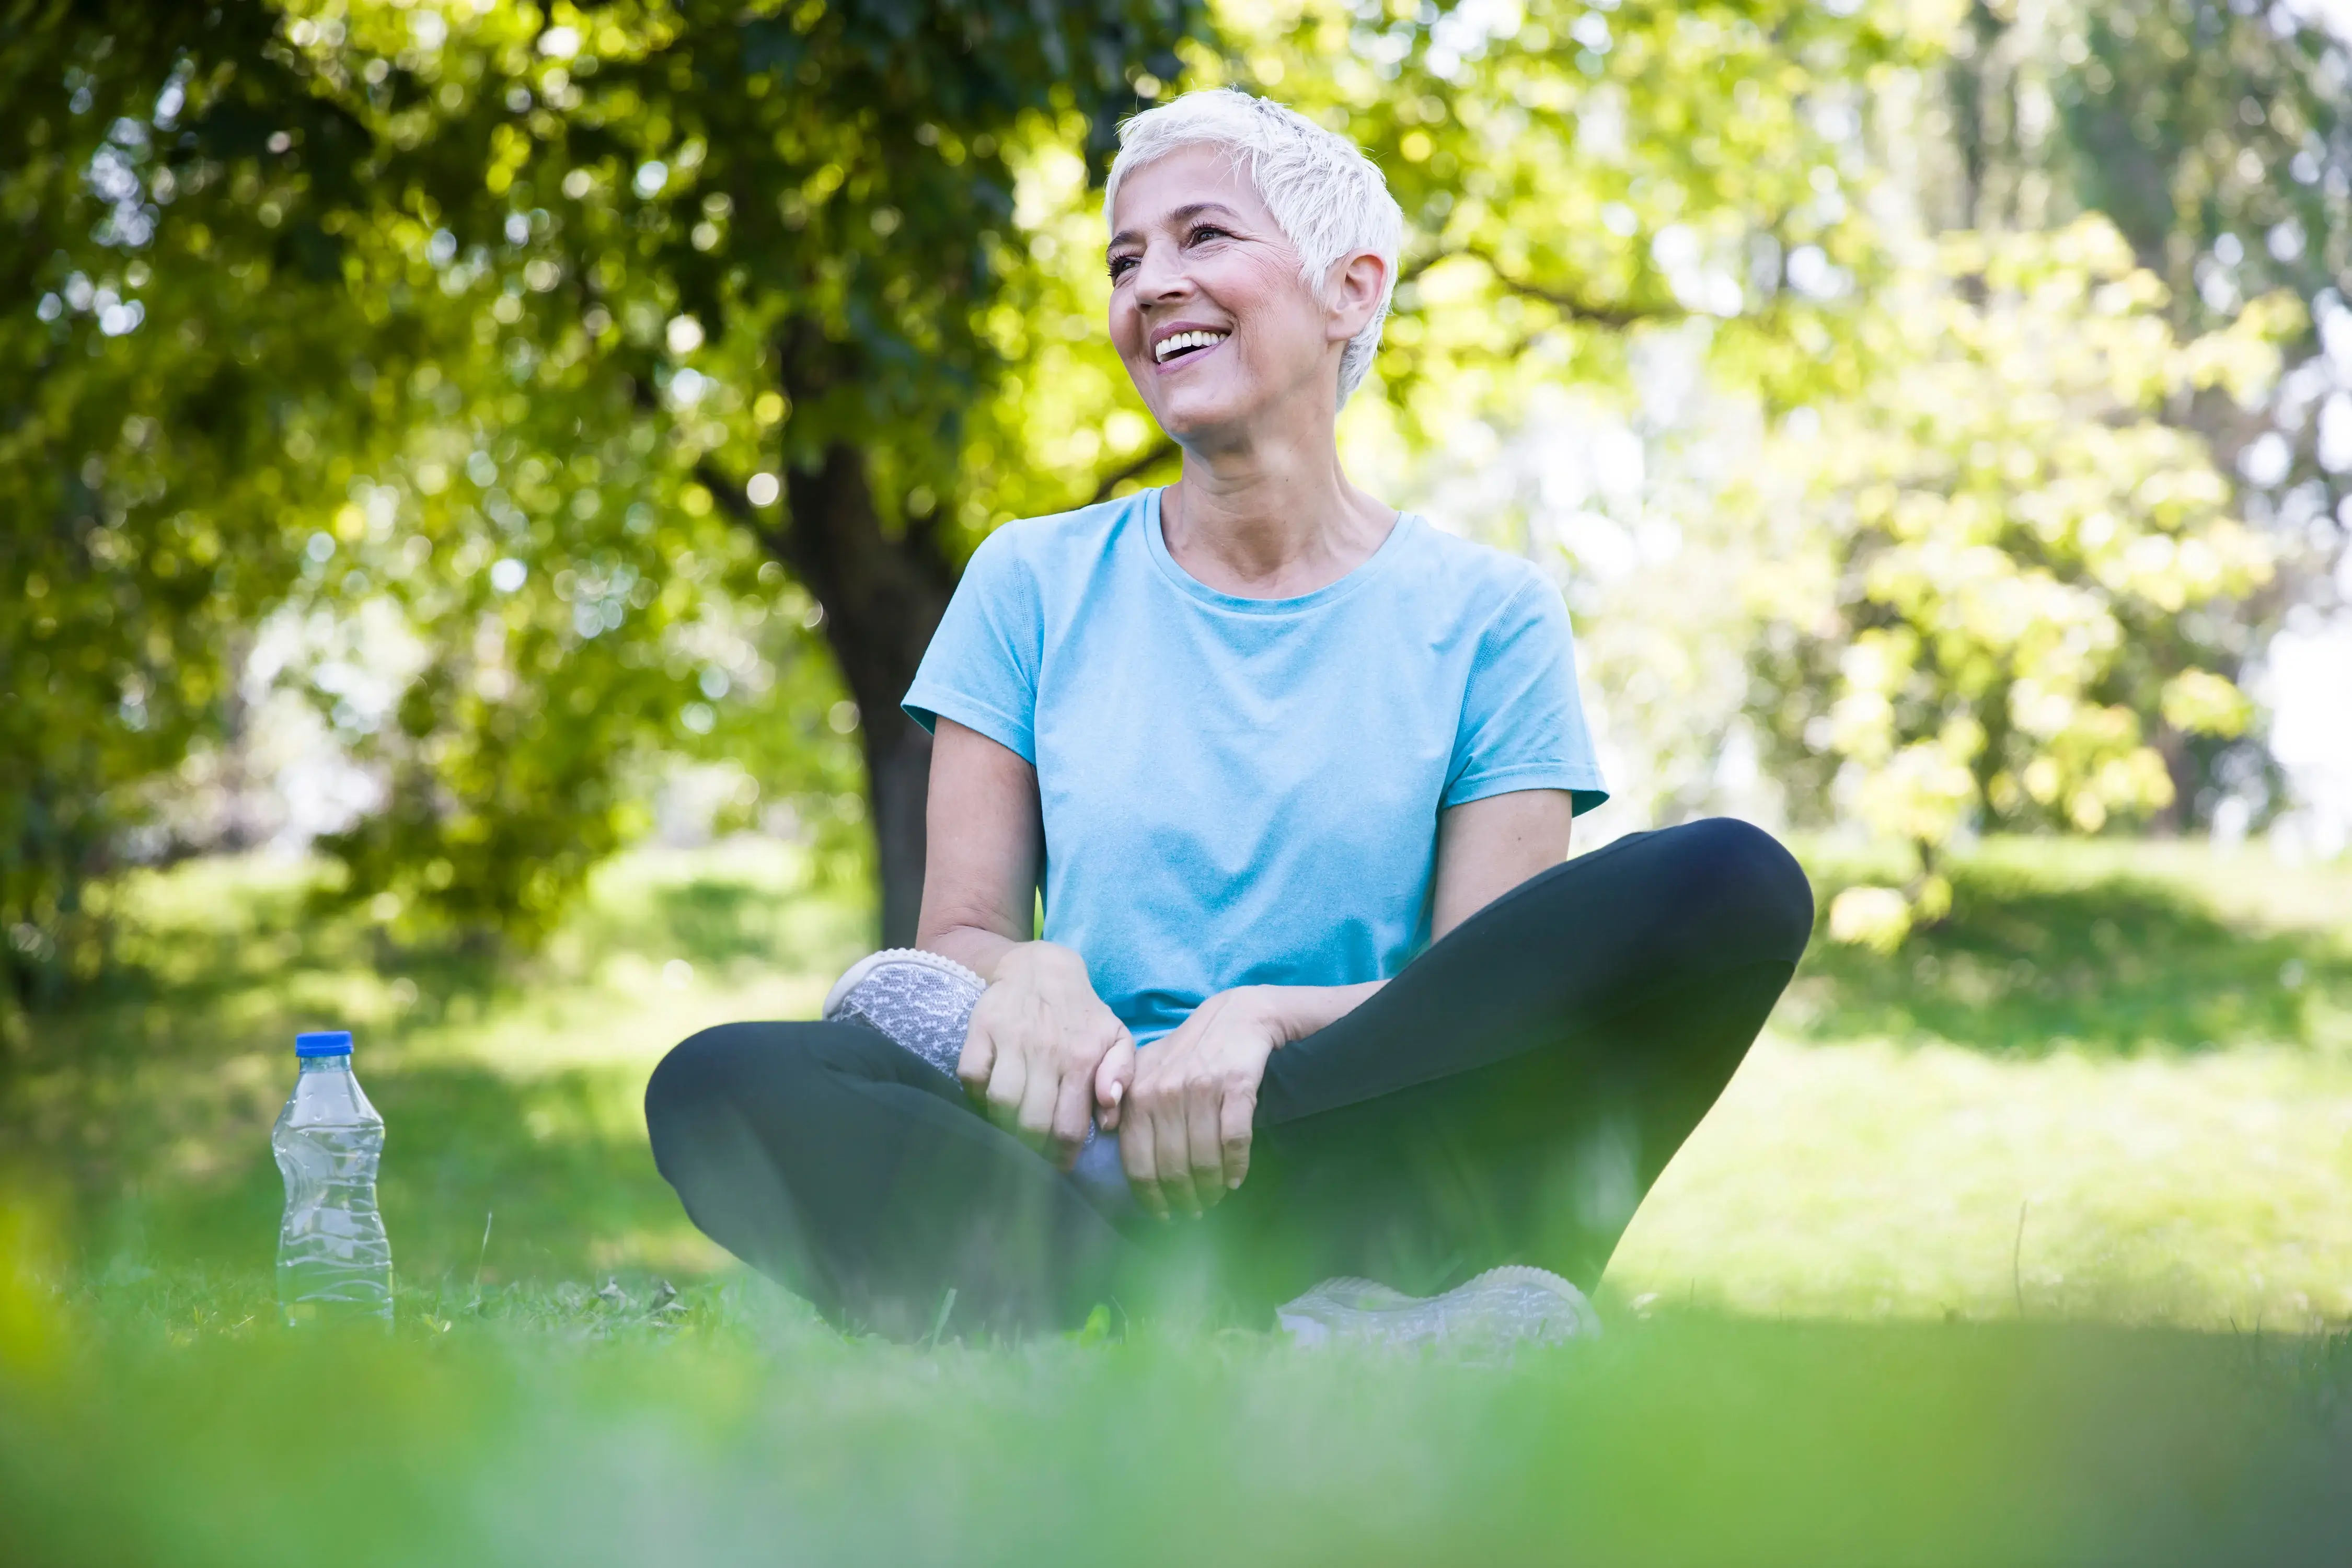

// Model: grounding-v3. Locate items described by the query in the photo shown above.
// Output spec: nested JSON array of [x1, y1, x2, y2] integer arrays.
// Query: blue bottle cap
[[295, 1030, 354, 1057]]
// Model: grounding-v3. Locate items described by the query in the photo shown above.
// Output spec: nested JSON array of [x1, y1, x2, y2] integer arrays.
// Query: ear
[[1324, 249, 1390, 344]]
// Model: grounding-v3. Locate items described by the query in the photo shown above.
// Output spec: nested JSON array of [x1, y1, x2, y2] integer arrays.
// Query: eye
[[1107, 254, 1137, 280], [1186, 224, 1230, 246]]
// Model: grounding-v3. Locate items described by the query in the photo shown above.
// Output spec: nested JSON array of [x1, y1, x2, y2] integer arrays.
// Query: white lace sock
[[823, 949, 1134, 1217], [822, 948, 985, 1079]]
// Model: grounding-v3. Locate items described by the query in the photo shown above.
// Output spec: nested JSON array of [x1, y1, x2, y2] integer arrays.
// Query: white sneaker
[[823, 948, 986, 1079], [1276, 1266, 1601, 1352]]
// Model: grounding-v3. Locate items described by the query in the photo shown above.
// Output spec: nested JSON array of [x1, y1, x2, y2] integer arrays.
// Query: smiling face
[[1106, 145, 1365, 446]]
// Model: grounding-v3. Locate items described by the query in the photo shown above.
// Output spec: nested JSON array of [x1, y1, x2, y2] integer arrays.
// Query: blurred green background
[[6, 1, 2352, 1562]]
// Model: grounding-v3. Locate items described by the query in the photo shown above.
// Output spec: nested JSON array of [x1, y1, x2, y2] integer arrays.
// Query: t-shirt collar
[[1140, 486, 1422, 615]]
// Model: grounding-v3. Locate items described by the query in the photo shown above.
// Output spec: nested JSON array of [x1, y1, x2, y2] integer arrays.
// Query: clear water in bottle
[[272, 1030, 393, 1326]]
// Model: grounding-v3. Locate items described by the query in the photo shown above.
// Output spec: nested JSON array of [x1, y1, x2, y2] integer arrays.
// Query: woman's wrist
[[919, 924, 1021, 985], [1232, 979, 1385, 1046], [924, 931, 1073, 988], [993, 938, 1087, 987]]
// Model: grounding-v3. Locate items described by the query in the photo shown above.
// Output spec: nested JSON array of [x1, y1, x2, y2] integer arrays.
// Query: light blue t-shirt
[[903, 488, 1607, 1044]]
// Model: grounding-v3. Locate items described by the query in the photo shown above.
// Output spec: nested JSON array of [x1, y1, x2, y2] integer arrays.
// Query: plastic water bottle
[[272, 1030, 394, 1326]]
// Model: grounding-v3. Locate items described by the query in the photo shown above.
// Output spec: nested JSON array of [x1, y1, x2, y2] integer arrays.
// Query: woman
[[645, 89, 1813, 1344]]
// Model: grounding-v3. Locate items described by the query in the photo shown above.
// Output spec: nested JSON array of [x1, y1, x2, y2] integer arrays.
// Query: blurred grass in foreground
[[4, 836, 2351, 1564], [3, 1262, 2349, 1567]]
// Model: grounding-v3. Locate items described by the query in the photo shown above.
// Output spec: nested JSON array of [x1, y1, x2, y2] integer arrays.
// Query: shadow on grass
[[2, 848, 874, 1293], [1788, 856, 2352, 1054], [616, 877, 816, 969], [28, 846, 870, 1084], [25, 1057, 698, 1287], [560, 843, 872, 977], [24, 870, 511, 1081]]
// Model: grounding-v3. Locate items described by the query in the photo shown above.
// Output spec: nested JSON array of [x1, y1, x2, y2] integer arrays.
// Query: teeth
[[1153, 329, 1229, 362]]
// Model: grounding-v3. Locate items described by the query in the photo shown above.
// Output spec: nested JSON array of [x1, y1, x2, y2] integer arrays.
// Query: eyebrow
[[1106, 201, 1246, 252]]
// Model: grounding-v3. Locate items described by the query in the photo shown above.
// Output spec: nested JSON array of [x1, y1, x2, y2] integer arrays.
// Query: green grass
[[5, 834, 2351, 1563], [1606, 837, 2352, 1329], [5, 840, 866, 1284], [7, 1301, 2351, 1567]]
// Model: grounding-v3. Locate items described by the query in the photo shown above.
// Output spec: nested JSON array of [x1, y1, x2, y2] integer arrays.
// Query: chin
[[1149, 379, 1271, 443], [1154, 400, 1243, 442]]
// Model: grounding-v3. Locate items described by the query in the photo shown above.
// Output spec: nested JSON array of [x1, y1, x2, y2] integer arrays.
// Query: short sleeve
[[1446, 575, 1610, 815], [902, 526, 1042, 764]]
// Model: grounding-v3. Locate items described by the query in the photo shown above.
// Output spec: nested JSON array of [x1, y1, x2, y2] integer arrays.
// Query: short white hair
[[1105, 88, 1404, 409]]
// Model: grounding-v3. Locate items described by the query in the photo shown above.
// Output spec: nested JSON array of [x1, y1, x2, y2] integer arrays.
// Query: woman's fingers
[[1152, 1096, 1198, 1216], [983, 1046, 1028, 1135], [1014, 1055, 1062, 1151], [1048, 1065, 1094, 1168], [1185, 1076, 1225, 1210], [1121, 1107, 1167, 1218], [1218, 1084, 1255, 1193], [957, 1018, 997, 1100], [1094, 1036, 1135, 1132]]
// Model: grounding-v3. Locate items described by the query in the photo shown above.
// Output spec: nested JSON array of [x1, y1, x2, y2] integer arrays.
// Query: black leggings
[[644, 818, 1813, 1337]]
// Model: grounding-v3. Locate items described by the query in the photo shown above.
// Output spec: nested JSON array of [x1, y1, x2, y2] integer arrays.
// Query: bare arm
[[914, 716, 1044, 979], [1431, 787, 1575, 942], [915, 717, 1132, 1168]]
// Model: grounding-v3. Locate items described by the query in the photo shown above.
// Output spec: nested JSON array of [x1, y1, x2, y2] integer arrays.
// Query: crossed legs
[[645, 818, 1814, 1335]]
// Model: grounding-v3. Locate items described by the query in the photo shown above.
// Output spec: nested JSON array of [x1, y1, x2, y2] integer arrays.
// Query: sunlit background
[[5, 3, 2351, 1562]]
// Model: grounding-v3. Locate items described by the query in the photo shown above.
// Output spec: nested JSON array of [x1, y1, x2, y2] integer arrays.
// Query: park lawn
[[1615, 836, 2352, 1330], [8, 832, 2345, 1328], [4, 833, 2350, 1564]]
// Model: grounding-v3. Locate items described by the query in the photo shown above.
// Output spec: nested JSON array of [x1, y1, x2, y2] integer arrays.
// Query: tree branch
[[1396, 246, 1680, 329], [694, 459, 755, 524], [694, 458, 798, 566], [1088, 437, 1180, 505]]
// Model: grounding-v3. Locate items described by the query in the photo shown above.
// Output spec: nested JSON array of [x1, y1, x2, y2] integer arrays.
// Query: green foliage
[[1947, 0, 2352, 734], [1735, 218, 2295, 940], [1, 0, 1197, 993], [2047, 0, 2352, 325], [0, 5, 384, 1006], [1224, 0, 1915, 430], [258, 0, 1197, 941], [1946, 0, 2352, 364]]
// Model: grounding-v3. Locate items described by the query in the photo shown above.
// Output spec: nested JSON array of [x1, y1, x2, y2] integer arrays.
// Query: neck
[[1161, 399, 1394, 598]]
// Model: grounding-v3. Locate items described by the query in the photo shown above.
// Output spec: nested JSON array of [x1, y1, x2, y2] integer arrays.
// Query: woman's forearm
[[1239, 980, 1387, 1045], [916, 933, 1382, 1045]]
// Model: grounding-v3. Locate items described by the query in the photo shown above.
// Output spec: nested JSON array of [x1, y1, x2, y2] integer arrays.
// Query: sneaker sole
[[1277, 1265, 1600, 1350]]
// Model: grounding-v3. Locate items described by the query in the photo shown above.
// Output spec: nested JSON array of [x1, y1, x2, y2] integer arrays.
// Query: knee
[[644, 1022, 791, 1165], [1662, 818, 1815, 967], [644, 1019, 888, 1165]]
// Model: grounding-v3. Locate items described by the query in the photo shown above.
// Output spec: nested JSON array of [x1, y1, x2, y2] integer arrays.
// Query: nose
[[1127, 235, 1194, 306]]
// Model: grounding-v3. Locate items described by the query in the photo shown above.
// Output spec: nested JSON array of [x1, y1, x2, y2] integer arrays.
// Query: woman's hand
[[959, 941, 1133, 1170], [1120, 987, 1285, 1218]]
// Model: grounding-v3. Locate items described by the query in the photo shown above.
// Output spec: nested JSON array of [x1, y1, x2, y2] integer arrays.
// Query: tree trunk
[[759, 440, 958, 947], [1947, 1, 2009, 232], [860, 714, 935, 948]]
